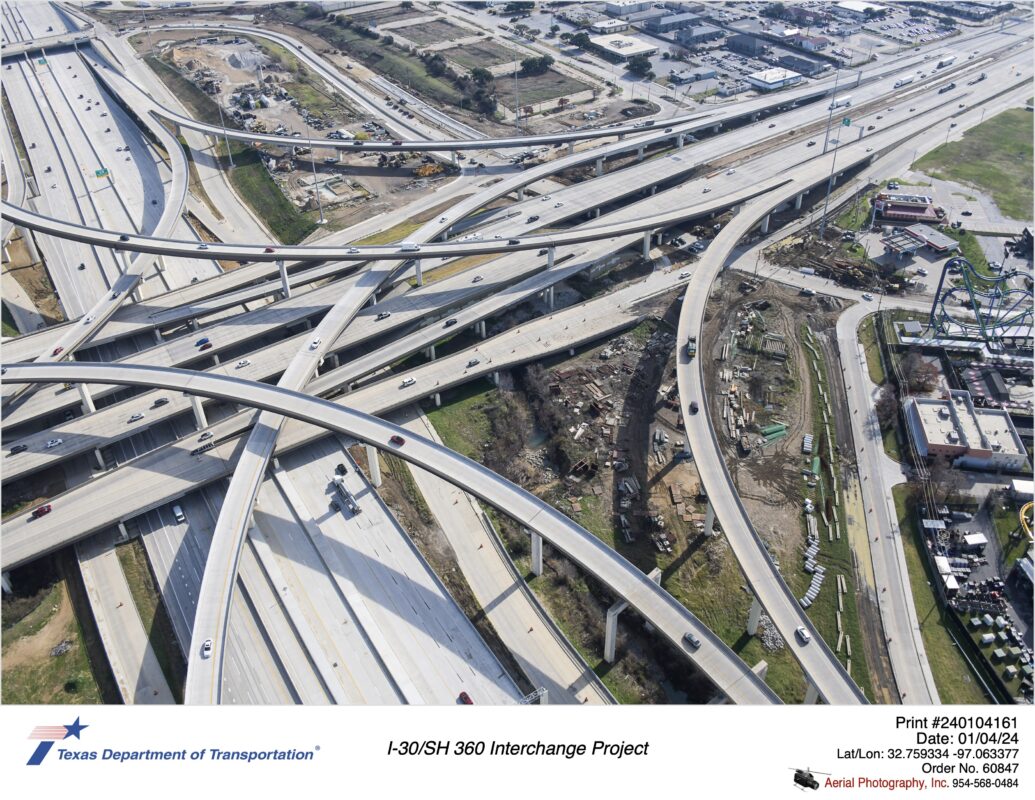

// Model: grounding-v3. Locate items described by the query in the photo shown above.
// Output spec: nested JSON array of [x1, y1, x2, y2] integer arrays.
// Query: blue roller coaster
[[928, 256, 1033, 349]]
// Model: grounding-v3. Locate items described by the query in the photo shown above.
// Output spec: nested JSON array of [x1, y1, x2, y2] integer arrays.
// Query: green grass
[[795, 326, 875, 701], [145, 55, 316, 244], [441, 40, 520, 70], [2, 301, 19, 336], [991, 499, 1030, 567], [424, 381, 497, 459], [893, 486, 990, 704], [882, 425, 903, 463], [913, 108, 1034, 220], [381, 453, 434, 524], [115, 539, 185, 703], [354, 219, 424, 246], [499, 69, 592, 109], [858, 314, 885, 385], [835, 200, 871, 232]]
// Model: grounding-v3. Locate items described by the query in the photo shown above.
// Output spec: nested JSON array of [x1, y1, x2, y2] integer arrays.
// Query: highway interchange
[[2, 1, 1031, 707]]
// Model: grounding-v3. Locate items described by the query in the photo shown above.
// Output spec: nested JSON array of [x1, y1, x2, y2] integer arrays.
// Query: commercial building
[[778, 53, 827, 76], [674, 25, 724, 47], [904, 223, 960, 254], [745, 67, 803, 92], [872, 192, 946, 225], [669, 66, 717, 83], [727, 33, 767, 56], [835, 0, 889, 18], [588, 33, 659, 61], [794, 34, 831, 51], [644, 12, 701, 33], [904, 390, 1029, 472], [591, 18, 630, 34], [606, 0, 653, 18]]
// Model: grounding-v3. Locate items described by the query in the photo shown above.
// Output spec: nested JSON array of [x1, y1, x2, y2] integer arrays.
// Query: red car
[[458, 691, 473, 705], [389, 435, 406, 446], [263, 246, 275, 253], [52, 346, 64, 357], [31, 504, 52, 519], [199, 343, 213, 352]]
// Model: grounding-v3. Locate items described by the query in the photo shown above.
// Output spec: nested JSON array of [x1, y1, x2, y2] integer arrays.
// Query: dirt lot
[[498, 68, 593, 110], [344, 6, 428, 27], [3, 231, 64, 323], [392, 18, 475, 47], [440, 40, 522, 70]]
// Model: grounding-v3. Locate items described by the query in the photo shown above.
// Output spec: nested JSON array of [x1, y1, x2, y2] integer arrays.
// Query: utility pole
[[304, 117, 326, 225], [818, 121, 846, 239]]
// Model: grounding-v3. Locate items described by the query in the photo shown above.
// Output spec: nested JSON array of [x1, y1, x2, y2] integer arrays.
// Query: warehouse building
[[588, 33, 659, 60], [744, 67, 803, 91]]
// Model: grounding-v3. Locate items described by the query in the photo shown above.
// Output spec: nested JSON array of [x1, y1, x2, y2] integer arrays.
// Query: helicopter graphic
[[790, 766, 831, 790]]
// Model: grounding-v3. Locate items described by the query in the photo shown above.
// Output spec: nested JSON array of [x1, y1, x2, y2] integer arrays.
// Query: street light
[[822, 66, 842, 154], [216, 101, 234, 168], [304, 117, 326, 225]]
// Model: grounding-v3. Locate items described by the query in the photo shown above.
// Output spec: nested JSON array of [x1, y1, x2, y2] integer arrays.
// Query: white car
[[309, 337, 321, 350], [554, 201, 563, 208], [541, 194, 551, 201], [236, 359, 251, 369], [201, 639, 213, 658], [128, 413, 144, 423], [702, 187, 711, 193], [679, 271, 691, 279], [401, 377, 416, 387], [472, 275, 484, 283], [861, 293, 874, 301], [795, 626, 811, 644], [83, 315, 94, 324], [725, 168, 736, 175], [347, 247, 360, 254], [46, 438, 63, 448]]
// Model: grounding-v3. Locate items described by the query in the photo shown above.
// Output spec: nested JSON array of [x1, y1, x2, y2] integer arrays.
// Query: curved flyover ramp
[[2, 362, 781, 707]]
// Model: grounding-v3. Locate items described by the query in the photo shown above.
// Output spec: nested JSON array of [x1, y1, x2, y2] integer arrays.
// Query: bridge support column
[[414, 259, 423, 287], [594, 208, 601, 218], [476, 320, 487, 338], [642, 230, 651, 260], [451, 150, 457, 166], [636, 145, 644, 162], [704, 500, 715, 537], [751, 112, 758, 122], [569, 347, 575, 356], [189, 394, 208, 430], [152, 328, 164, 344], [365, 443, 381, 488], [604, 599, 629, 663], [567, 141, 574, 155], [368, 295, 377, 307], [187, 317, 199, 331], [713, 124, 721, 133], [517, 187, 525, 201], [530, 530, 543, 576], [760, 213, 771, 235], [425, 344, 436, 360], [804, 681, 820, 705], [327, 352, 340, 370], [753, 660, 769, 681], [605, 568, 660, 662], [119, 250, 132, 276], [276, 259, 291, 299], [93, 448, 105, 471], [2, 571, 12, 594], [547, 247, 555, 268], [130, 286, 142, 304], [795, 192, 804, 210], [491, 371, 500, 386], [747, 595, 763, 636], [650, 185, 657, 196], [545, 286, 555, 310], [78, 382, 96, 414], [595, 157, 604, 177], [677, 133, 685, 149], [433, 392, 441, 407], [155, 255, 166, 273]]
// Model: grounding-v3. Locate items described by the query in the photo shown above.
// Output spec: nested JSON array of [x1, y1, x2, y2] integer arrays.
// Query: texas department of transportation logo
[[26, 717, 88, 766]]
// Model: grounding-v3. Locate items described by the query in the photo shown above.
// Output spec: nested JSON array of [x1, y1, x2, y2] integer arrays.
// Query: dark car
[[458, 691, 474, 705], [153, 397, 169, 407], [336, 463, 348, 476], [52, 346, 64, 357], [507, 238, 520, 245], [77, 262, 86, 270], [8, 444, 28, 456], [199, 343, 213, 352], [392, 140, 402, 146], [195, 338, 210, 347], [526, 215, 540, 223], [389, 435, 406, 446], [690, 401, 699, 414], [31, 504, 53, 519], [263, 246, 275, 253], [119, 234, 130, 241], [444, 318, 457, 327], [961, 210, 973, 216], [537, 248, 548, 256]]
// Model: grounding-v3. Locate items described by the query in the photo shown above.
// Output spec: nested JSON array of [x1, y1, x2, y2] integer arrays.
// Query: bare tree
[[875, 383, 899, 430], [928, 454, 965, 505], [900, 352, 940, 394]]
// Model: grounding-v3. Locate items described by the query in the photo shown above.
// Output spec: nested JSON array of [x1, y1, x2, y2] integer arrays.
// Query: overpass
[[0, 361, 782, 706]]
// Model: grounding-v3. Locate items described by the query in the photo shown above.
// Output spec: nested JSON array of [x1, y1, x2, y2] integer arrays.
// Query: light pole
[[818, 122, 845, 239], [822, 67, 841, 154], [304, 117, 326, 225], [216, 101, 234, 168]]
